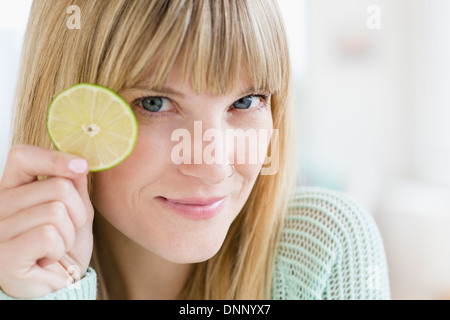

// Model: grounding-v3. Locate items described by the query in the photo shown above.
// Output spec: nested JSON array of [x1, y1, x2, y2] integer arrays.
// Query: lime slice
[[47, 83, 138, 172]]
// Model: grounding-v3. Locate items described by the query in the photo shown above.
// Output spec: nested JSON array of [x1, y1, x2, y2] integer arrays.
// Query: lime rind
[[46, 83, 138, 172]]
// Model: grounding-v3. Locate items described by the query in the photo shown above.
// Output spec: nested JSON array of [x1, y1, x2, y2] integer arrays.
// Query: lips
[[163, 196, 227, 206], [155, 195, 228, 220]]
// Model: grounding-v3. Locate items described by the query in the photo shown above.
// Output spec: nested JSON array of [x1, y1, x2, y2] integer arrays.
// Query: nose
[[175, 120, 235, 184], [178, 162, 234, 184]]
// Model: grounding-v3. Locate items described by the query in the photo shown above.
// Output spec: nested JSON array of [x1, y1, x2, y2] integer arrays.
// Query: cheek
[[91, 126, 172, 216], [111, 123, 175, 176]]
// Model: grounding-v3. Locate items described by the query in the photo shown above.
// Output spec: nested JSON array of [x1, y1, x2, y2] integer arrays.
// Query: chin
[[165, 250, 220, 264], [156, 231, 228, 264]]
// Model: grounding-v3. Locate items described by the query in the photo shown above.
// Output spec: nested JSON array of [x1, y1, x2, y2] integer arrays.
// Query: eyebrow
[[239, 87, 269, 97], [130, 85, 187, 98], [128, 85, 268, 99]]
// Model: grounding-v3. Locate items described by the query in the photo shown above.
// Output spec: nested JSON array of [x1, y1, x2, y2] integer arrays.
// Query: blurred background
[[0, 0, 449, 299]]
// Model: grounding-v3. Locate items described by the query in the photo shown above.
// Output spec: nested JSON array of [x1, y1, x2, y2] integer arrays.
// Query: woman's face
[[92, 60, 273, 264]]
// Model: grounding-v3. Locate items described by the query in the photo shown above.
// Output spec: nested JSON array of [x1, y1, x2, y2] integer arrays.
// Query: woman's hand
[[0, 145, 94, 299]]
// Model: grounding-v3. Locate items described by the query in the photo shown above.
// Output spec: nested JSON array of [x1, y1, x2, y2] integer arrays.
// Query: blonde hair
[[12, 0, 297, 299]]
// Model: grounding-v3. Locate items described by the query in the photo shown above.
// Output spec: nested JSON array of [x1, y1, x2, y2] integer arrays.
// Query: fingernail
[[68, 159, 88, 174]]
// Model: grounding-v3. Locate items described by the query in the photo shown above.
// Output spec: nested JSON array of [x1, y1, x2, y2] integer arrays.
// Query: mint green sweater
[[0, 187, 390, 300]]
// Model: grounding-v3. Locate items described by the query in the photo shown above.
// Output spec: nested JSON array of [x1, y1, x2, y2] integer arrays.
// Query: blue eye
[[142, 97, 164, 112], [233, 96, 262, 109], [135, 94, 268, 120]]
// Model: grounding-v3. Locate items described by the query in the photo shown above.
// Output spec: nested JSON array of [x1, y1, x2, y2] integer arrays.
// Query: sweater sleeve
[[272, 187, 391, 300], [0, 267, 97, 300]]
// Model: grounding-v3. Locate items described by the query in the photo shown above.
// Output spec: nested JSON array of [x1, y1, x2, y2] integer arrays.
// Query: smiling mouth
[[162, 196, 228, 206], [155, 196, 228, 220]]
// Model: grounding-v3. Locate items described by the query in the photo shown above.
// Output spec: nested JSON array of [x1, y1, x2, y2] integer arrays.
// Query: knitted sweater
[[0, 187, 390, 300]]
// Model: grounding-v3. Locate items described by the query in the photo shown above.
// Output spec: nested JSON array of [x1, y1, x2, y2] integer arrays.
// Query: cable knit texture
[[271, 187, 390, 299], [0, 187, 390, 300], [0, 268, 97, 300]]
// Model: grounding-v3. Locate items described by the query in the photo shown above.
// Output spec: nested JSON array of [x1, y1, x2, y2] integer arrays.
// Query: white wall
[[296, 0, 450, 299], [409, 0, 450, 184], [376, 0, 450, 300], [296, 0, 414, 211], [0, 1, 32, 177]]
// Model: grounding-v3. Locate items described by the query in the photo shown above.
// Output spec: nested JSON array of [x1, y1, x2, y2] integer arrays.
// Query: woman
[[0, 0, 390, 300]]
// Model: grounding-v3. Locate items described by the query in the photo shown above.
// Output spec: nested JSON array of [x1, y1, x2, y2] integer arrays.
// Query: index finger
[[0, 145, 89, 189]]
